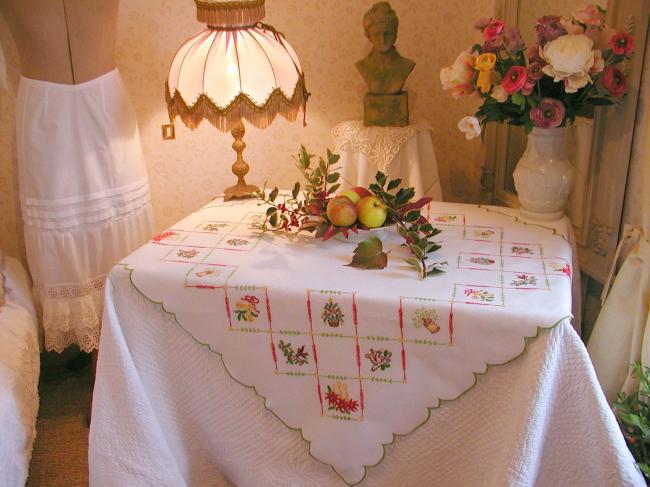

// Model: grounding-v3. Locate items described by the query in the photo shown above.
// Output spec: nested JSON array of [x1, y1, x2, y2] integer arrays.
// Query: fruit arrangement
[[255, 146, 445, 279], [327, 187, 387, 231]]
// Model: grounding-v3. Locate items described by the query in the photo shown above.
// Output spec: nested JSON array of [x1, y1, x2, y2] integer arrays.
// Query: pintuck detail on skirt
[[17, 69, 155, 352]]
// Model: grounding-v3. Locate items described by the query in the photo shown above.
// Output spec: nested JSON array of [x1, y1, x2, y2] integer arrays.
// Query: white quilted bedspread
[[88, 199, 644, 486], [0, 258, 40, 487]]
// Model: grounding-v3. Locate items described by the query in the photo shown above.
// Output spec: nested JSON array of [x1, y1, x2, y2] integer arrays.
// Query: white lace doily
[[331, 120, 429, 170]]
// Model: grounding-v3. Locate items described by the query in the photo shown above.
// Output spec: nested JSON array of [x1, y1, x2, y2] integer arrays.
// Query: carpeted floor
[[26, 363, 92, 487]]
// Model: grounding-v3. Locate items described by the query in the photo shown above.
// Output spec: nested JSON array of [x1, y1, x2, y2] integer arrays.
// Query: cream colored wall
[[0, 0, 493, 262]]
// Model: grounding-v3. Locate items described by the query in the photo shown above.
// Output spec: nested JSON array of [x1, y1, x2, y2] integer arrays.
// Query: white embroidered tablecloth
[[89, 197, 641, 485], [332, 121, 442, 200]]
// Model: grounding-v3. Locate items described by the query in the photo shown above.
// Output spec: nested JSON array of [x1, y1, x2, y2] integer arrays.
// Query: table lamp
[[164, 0, 309, 201]]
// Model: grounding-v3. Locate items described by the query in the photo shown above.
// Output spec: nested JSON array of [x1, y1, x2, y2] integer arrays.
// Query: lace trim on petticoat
[[38, 276, 106, 353], [331, 120, 429, 171]]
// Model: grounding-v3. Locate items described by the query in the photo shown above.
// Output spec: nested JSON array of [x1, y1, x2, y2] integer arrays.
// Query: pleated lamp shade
[[165, 0, 308, 133]]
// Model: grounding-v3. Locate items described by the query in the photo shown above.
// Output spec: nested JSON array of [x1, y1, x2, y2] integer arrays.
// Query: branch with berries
[[368, 172, 446, 279], [254, 147, 445, 279]]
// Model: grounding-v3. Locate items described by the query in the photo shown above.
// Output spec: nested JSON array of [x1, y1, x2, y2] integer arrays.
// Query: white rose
[[541, 34, 596, 93], [457, 116, 481, 140], [491, 85, 508, 103]]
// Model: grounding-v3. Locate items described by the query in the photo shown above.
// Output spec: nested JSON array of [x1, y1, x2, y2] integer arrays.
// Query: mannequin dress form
[[1, 0, 154, 353]]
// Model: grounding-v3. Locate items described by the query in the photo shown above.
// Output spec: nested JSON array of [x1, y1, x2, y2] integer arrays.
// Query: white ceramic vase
[[513, 126, 575, 221]]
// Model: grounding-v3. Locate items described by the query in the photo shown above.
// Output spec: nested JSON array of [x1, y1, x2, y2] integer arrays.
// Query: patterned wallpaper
[[0, 0, 493, 262]]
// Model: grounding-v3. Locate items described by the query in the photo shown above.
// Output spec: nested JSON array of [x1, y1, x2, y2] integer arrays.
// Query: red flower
[[530, 98, 565, 129], [483, 19, 505, 41], [501, 66, 528, 94], [602, 66, 628, 97], [609, 32, 634, 56]]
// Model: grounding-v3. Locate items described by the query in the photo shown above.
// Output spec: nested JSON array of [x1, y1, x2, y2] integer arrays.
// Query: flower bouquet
[[441, 4, 633, 137], [255, 146, 445, 279], [440, 5, 634, 220]]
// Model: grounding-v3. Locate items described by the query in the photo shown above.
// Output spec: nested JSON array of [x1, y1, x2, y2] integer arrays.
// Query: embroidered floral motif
[[203, 223, 229, 232], [278, 340, 309, 366], [235, 295, 260, 322], [195, 267, 221, 278], [365, 348, 392, 371], [226, 238, 249, 247], [464, 289, 495, 302], [468, 256, 496, 266], [473, 229, 496, 239], [325, 383, 359, 415], [511, 274, 538, 287], [321, 298, 345, 327], [153, 230, 179, 242], [434, 215, 457, 223], [249, 214, 265, 229], [176, 248, 199, 259], [552, 262, 572, 278], [412, 308, 441, 334], [511, 246, 534, 256]]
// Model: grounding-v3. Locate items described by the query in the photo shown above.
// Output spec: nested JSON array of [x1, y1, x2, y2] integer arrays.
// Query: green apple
[[339, 189, 361, 205], [326, 196, 358, 227], [357, 196, 387, 228]]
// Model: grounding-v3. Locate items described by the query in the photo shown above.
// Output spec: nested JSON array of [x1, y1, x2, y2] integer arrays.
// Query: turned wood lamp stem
[[223, 120, 260, 201]]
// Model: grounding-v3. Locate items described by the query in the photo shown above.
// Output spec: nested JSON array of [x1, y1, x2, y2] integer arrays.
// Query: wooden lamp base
[[224, 120, 260, 201]]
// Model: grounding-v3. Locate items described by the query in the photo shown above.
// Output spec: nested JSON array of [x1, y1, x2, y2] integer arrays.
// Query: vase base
[[519, 207, 565, 222]]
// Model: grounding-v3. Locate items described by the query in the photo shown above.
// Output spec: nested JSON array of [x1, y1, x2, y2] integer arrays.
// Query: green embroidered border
[[115, 261, 572, 486], [476, 204, 570, 242]]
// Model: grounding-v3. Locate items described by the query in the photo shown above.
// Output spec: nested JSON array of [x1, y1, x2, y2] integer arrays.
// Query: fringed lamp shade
[[164, 0, 308, 200]]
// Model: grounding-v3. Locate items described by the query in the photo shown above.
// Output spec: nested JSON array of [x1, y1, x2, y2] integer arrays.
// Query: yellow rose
[[475, 53, 497, 71], [475, 53, 497, 93]]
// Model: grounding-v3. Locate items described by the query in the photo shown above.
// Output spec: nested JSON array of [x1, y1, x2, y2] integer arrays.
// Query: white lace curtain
[[587, 36, 650, 402]]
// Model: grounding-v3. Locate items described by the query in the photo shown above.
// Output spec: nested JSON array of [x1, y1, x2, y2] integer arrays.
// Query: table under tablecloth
[[89, 197, 643, 486]]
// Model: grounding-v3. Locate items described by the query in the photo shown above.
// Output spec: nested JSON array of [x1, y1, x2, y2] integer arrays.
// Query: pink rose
[[527, 62, 545, 81], [501, 66, 528, 94], [530, 98, 565, 128], [527, 44, 545, 64], [521, 80, 536, 96], [602, 66, 628, 97], [474, 17, 491, 31], [483, 19, 505, 41], [535, 15, 567, 46], [572, 5, 605, 28], [504, 26, 525, 52], [609, 32, 634, 56]]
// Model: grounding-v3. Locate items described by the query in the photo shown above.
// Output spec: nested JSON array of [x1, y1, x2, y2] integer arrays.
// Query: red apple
[[327, 196, 358, 227], [357, 196, 387, 228], [350, 186, 372, 199]]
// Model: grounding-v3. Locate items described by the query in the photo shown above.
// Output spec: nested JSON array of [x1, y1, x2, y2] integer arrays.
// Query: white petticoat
[[16, 69, 154, 352]]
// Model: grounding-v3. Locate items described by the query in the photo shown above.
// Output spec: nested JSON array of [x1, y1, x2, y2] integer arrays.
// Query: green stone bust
[[356, 2, 415, 126]]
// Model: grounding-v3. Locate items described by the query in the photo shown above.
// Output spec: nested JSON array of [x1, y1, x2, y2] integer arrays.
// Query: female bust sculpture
[[356, 2, 415, 127]]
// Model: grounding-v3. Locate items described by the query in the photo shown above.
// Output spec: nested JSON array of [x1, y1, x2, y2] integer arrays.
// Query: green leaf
[[395, 187, 415, 205], [412, 245, 424, 259], [426, 266, 445, 276], [404, 257, 420, 268], [387, 178, 402, 191], [269, 213, 278, 227], [328, 150, 341, 165], [405, 210, 420, 223], [327, 173, 340, 183], [269, 188, 279, 202], [292, 182, 300, 199], [375, 171, 387, 187], [511, 93, 526, 109], [266, 207, 277, 216], [328, 183, 341, 194], [346, 237, 388, 270]]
